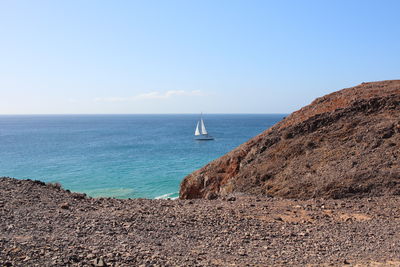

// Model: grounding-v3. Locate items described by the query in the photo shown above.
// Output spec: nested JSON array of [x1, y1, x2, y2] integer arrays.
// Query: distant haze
[[0, 0, 399, 114]]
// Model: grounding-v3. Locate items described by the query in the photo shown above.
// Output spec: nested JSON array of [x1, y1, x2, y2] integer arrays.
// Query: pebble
[[93, 257, 107, 267], [227, 196, 236, 201], [60, 202, 69, 209]]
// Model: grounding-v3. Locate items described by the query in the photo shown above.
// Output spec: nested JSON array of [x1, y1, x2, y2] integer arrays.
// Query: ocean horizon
[[0, 114, 285, 199]]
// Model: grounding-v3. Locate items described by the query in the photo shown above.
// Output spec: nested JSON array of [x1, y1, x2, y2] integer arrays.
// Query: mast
[[194, 112, 213, 140]]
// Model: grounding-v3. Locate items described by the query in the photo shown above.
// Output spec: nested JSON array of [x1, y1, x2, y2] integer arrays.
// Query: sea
[[0, 114, 285, 199]]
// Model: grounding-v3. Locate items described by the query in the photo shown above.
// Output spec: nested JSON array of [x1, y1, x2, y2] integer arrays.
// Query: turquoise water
[[0, 114, 284, 199]]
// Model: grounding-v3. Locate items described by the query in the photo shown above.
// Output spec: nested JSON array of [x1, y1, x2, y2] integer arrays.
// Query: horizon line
[[0, 112, 289, 116]]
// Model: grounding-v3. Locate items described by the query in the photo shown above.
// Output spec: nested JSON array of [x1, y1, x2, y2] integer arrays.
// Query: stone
[[205, 192, 218, 200], [93, 257, 107, 267], [60, 202, 69, 209]]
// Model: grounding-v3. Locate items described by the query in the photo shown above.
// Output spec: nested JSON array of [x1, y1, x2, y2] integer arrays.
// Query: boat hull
[[195, 136, 214, 141]]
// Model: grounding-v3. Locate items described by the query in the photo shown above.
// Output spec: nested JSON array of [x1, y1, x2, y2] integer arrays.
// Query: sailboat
[[194, 114, 214, 141]]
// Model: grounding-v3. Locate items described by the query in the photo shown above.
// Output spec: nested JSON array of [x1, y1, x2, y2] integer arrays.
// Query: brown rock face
[[180, 80, 400, 199]]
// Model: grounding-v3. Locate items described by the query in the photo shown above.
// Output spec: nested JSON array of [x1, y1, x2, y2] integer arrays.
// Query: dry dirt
[[1, 178, 400, 266]]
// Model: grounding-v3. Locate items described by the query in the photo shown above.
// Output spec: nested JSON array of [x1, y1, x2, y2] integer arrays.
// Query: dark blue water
[[0, 114, 285, 199]]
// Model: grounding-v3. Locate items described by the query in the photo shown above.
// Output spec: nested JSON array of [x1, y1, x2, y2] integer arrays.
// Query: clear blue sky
[[0, 0, 399, 114]]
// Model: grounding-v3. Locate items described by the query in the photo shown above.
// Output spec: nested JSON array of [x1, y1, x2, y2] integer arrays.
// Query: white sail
[[194, 114, 214, 140], [194, 122, 201, 135], [200, 119, 208, 135]]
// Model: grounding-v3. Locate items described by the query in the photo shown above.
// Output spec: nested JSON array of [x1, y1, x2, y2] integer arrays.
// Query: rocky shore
[[1, 177, 400, 266], [180, 80, 400, 200]]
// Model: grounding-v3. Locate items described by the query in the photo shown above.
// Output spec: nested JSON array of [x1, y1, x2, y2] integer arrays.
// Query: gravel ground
[[1, 178, 400, 266]]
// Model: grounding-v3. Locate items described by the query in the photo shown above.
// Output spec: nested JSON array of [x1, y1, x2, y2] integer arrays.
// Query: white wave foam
[[155, 192, 178, 199]]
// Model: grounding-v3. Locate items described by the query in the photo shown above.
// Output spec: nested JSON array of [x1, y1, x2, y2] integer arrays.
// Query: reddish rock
[[180, 80, 400, 199]]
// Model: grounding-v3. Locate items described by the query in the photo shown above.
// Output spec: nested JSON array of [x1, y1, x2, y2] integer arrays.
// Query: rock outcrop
[[180, 80, 400, 199]]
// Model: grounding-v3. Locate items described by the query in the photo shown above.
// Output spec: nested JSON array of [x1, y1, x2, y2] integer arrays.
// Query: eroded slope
[[180, 80, 400, 199]]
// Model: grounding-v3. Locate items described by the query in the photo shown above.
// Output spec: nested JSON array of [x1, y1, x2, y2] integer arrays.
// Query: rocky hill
[[180, 80, 400, 199]]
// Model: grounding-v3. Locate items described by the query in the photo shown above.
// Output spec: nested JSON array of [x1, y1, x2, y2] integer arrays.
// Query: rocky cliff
[[180, 80, 400, 199]]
